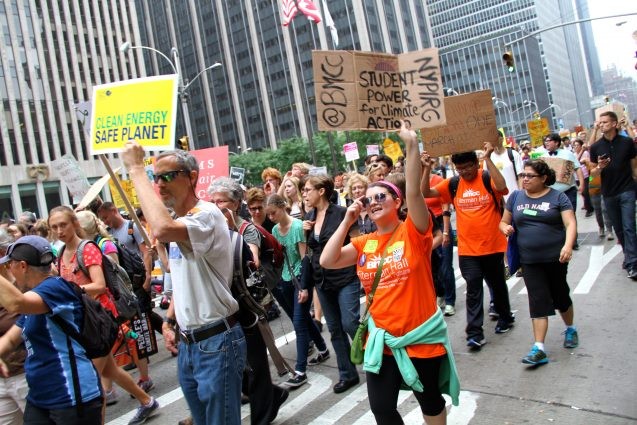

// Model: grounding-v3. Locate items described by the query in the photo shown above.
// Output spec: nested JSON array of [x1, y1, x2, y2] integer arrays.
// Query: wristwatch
[[163, 317, 177, 326]]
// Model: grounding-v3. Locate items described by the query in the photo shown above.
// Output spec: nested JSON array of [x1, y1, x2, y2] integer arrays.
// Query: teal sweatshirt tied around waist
[[365, 308, 461, 405]]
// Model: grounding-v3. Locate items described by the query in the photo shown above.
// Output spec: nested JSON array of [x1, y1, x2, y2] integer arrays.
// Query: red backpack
[[238, 221, 284, 287]]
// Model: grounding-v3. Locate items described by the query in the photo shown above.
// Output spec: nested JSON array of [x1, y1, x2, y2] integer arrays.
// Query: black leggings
[[366, 354, 446, 424]]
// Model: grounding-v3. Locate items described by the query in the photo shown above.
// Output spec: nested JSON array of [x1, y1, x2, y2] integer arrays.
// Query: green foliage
[[229, 130, 393, 186]]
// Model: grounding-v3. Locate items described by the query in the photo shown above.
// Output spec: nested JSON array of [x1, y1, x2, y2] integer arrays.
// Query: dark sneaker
[[495, 320, 514, 334], [488, 304, 499, 320], [307, 341, 315, 357], [467, 338, 486, 350], [308, 350, 330, 366], [333, 376, 360, 394], [128, 397, 159, 425], [563, 328, 579, 348], [284, 373, 307, 389], [628, 268, 637, 280], [268, 386, 289, 422], [522, 346, 548, 365]]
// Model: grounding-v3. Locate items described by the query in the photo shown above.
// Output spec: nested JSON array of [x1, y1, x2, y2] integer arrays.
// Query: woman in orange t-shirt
[[321, 122, 450, 424]]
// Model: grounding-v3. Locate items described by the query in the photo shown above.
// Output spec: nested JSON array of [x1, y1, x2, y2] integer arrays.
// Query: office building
[[426, 0, 598, 139]]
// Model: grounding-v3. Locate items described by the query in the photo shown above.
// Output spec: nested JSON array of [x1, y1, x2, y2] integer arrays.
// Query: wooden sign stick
[[99, 154, 152, 247]]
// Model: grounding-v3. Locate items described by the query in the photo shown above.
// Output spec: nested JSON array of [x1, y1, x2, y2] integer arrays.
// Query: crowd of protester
[[0, 113, 634, 424]]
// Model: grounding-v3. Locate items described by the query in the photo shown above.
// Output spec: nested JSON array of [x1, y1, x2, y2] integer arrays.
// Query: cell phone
[[599, 153, 609, 161]]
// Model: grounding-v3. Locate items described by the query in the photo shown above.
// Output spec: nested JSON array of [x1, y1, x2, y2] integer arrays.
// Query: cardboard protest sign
[[190, 146, 230, 201], [366, 144, 380, 156], [313, 48, 444, 131], [420, 90, 497, 157], [90, 75, 178, 155], [543, 157, 575, 185], [594, 103, 624, 120], [309, 166, 328, 176], [51, 155, 91, 204], [230, 167, 245, 184], [343, 142, 360, 162], [527, 117, 550, 148]]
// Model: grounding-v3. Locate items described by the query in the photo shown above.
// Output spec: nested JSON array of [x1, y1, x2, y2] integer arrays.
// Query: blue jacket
[[365, 309, 461, 405]]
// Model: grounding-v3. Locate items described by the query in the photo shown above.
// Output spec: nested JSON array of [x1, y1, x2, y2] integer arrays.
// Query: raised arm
[[400, 123, 429, 233], [420, 152, 441, 199], [319, 205, 359, 270]]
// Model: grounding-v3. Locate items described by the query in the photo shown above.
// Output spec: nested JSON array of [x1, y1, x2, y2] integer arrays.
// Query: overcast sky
[[588, 0, 637, 77]]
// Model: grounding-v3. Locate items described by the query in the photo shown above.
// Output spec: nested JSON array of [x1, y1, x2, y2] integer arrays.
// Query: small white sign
[[343, 142, 360, 162], [366, 144, 380, 156], [309, 166, 328, 176], [52, 155, 91, 204]]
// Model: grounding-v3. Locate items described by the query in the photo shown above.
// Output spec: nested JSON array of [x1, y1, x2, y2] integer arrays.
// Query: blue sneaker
[[522, 346, 548, 365], [128, 397, 159, 425], [563, 328, 579, 348]]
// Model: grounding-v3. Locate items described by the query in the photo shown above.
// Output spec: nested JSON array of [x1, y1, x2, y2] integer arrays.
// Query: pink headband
[[374, 181, 403, 200]]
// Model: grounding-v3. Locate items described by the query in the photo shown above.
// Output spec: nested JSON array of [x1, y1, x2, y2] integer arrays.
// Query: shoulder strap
[[481, 170, 499, 208], [127, 220, 138, 245], [75, 240, 92, 278], [449, 176, 460, 200], [507, 147, 518, 177], [238, 221, 249, 236], [362, 223, 403, 320]]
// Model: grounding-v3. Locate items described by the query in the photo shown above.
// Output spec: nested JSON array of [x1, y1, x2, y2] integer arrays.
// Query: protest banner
[[230, 167, 245, 184], [527, 117, 550, 148], [309, 166, 328, 176], [51, 155, 91, 204], [190, 146, 230, 201], [366, 144, 380, 156], [313, 48, 444, 131], [420, 90, 497, 157], [89, 75, 178, 155], [543, 157, 574, 185], [594, 103, 625, 120], [382, 138, 404, 163], [109, 178, 140, 210], [343, 142, 360, 162]]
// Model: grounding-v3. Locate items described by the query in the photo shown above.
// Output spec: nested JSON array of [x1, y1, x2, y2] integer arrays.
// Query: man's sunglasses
[[362, 192, 389, 206], [153, 170, 187, 183]]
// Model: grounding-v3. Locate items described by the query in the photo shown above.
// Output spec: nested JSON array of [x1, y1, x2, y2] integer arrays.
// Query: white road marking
[[272, 373, 333, 424], [106, 386, 183, 425], [307, 384, 369, 424], [574, 245, 620, 294], [351, 391, 412, 425]]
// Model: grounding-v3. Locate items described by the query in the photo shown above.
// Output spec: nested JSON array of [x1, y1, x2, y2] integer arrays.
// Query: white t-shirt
[[169, 200, 238, 330], [485, 148, 523, 201]]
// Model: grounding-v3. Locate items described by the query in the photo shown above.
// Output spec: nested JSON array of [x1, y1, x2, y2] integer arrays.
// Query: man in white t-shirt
[[122, 145, 246, 425], [483, 135, 523, 201]]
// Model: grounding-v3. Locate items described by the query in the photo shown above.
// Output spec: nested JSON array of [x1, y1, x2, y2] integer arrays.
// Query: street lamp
[[492, 97, 514, 135], [119, 42, 222, 150]]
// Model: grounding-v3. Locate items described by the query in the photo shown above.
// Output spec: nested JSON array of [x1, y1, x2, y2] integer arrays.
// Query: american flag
[[280, 0, 321, 27]]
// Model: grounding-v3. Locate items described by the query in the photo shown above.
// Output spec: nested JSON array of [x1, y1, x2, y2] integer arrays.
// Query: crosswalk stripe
[[351, 391, 412, 425], [106, 386, 183, 425], [274, 373, 333, 423], [307, 384, 369, 424], [574, 244, 621, 294]]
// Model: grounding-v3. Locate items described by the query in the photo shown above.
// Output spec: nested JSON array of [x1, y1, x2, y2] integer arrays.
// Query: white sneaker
[[444, 305, 455, 316], [598, 228, 605, 238]]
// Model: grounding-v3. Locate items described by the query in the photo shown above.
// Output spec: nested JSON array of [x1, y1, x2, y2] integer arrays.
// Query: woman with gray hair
[[0, 229, 28, 425]]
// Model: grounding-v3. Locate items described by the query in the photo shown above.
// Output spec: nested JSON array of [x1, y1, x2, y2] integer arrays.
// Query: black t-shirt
[[506, 189, 572, 264], [590, 134, 636, 197]]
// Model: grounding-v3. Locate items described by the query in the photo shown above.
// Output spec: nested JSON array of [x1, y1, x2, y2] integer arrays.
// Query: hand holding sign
[[121, 140, 147, 171]]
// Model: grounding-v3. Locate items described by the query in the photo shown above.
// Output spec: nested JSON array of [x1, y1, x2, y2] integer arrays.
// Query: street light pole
[[120, 42, 222, 151], [493, 97, 514, 135]]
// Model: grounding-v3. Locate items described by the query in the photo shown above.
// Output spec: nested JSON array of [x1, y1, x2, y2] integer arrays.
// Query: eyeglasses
[[519, 173, 540, 179], [302, 187, 315, 193], [248, 206, 263, 212], [455, 164, 476, 173], [153, 170, 187, 183], [363, 192, 390, 206]]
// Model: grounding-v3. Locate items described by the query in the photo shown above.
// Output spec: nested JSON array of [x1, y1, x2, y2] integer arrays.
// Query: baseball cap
[[0, 235, 55, 266]]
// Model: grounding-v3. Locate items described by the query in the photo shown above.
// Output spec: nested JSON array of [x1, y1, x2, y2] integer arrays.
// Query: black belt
[[179, 314, 238, 344]]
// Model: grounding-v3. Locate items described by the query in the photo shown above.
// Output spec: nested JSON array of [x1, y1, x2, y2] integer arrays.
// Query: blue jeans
[[178, 323, 247, 425], [316, 281, 360, 381], [604, 190, 637, 269], [272, 279, 328, 373]]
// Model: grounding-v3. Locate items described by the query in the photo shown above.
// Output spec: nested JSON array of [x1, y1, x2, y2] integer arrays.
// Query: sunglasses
[[153, 170, 187, 183], [362, 192, 390, 206]]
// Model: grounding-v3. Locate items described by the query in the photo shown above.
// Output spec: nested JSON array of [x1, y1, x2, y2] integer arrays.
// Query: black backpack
[[99, 227, 146, 289], [51, 277, 119, 359], [59, 240, 140, 323], [448, 170, 504, 215], [238, 221, 284, 289]]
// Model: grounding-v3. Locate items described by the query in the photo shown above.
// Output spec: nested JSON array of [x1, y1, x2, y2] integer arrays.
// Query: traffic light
[[502, 51, 515, 72], [178, 135, 189, 151]]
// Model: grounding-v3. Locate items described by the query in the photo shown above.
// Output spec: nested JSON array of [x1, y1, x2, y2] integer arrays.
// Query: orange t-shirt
[[351, 216, 446, 359], [425, 173, 444, 217], [435, 170, 507, 256]]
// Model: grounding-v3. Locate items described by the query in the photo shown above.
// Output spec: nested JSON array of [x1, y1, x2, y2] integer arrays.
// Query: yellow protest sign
[[90, 75, 179, 155], [527, 117, 550, 148], [382, 138, 404, 163], [108, 179, 140, 210]]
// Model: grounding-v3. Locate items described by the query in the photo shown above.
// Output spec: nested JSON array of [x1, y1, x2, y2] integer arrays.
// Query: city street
[[104, 209, 637, 425]]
